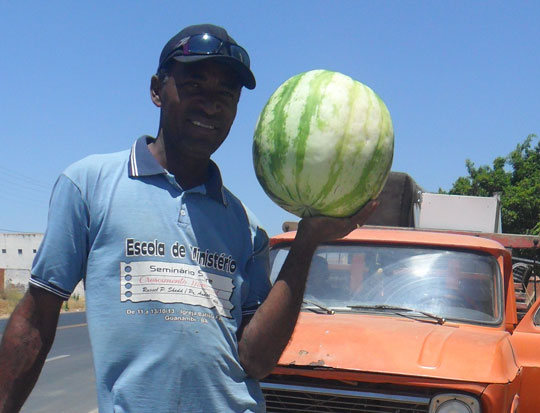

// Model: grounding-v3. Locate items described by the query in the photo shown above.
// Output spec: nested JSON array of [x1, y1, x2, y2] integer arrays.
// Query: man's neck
[[148, 135, 210, 190]]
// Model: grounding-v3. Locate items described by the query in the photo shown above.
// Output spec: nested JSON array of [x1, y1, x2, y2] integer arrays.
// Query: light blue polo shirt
[[30, 136, 271, 412]]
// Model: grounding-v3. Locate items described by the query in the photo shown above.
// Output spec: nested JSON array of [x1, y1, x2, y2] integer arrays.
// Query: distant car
[[262, 227, 540, 412]]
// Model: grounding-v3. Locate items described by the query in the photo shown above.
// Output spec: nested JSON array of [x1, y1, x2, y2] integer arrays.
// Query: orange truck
[[261, 173, 540, 412]]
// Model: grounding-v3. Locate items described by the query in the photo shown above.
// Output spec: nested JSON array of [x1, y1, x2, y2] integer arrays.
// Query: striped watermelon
[[253, 69, 394, 218]]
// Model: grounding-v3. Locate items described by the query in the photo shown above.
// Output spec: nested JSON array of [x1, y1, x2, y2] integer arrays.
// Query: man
[[304, 255, 332, 298], [0, 24, 377, 412]]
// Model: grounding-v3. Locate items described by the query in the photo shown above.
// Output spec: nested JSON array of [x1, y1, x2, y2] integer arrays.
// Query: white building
[[0, 233, 84, 297]]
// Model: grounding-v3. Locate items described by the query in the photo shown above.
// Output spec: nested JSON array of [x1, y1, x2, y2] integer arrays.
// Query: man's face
[[158, 59, 242, 160]]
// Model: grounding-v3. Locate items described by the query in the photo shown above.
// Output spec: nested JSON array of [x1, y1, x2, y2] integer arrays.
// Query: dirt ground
[[0, 286, 86, 318]]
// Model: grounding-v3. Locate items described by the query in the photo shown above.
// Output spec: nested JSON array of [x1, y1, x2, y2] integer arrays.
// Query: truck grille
[[261, 382, 430, 413]]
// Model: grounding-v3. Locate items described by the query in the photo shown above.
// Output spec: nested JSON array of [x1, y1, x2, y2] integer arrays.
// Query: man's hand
[[296, 200, 379, 246]]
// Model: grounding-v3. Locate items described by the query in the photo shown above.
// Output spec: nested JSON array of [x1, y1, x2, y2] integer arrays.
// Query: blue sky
[[1, 1, 539, 236]]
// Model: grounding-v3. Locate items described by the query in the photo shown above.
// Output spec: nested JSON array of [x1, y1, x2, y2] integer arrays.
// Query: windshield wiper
[[347, 304, 445, 324], [302, 299, 335, 315]]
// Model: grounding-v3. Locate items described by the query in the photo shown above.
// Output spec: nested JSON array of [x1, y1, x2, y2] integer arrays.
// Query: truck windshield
[[269, 244, 502, 324]]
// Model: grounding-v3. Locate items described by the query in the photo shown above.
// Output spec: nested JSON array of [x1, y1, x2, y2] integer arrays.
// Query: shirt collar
[[129, 136, 164, 177], [128, 135, 227, 205]]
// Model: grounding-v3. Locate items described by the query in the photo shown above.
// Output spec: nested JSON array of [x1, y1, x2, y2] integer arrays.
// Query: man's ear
[[150, 75, 162, 107]]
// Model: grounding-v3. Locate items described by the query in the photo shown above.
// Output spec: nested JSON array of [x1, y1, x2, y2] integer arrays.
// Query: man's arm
[[0, 286, 63, 413], [237, 201, 378, 379]]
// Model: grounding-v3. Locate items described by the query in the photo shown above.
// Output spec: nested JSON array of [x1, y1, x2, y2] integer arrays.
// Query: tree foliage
[[442, 134, 540, 234]]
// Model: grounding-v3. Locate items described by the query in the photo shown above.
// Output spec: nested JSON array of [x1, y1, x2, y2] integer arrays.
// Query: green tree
[[441, 134, 540, 234]]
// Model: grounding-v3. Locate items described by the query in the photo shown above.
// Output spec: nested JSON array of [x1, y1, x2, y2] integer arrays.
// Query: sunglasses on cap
[[159, 33, 251, 71]]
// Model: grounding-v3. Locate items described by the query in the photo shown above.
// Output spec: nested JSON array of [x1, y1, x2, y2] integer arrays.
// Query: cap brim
[[171, 55, 256, 90]]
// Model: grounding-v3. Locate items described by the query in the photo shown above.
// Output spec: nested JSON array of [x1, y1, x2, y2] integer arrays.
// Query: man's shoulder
[[221, 186, 265, 232]]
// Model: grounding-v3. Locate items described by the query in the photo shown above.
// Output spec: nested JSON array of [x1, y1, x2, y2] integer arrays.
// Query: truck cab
[[261, 173, 540, 412], [262, 228, 540, 412]]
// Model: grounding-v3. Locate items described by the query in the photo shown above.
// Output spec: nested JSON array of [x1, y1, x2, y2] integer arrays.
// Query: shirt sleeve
[[29, 173, 90, 300], [241, 221, 272, 317]]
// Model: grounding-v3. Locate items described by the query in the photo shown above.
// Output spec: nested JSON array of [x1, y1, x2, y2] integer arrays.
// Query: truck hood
[[279, 312, 519, 384]]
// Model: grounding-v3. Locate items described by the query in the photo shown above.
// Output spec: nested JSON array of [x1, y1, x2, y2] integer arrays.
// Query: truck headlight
[[429, 393, 481, 413]]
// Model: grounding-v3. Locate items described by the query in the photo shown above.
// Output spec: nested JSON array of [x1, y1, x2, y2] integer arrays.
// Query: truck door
[[511, 297, 540, 411]]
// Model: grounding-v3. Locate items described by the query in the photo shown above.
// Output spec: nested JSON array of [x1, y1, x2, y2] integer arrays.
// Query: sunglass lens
[[188, 34, 222, 54], [230, 45, 250, 68]]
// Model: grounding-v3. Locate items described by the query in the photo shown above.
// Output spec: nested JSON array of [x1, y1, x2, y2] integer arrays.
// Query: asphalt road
[[0, 312, 98, 413]]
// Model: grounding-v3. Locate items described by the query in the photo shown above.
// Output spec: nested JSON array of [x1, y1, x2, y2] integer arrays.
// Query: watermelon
[[252, 69, 394, 218]]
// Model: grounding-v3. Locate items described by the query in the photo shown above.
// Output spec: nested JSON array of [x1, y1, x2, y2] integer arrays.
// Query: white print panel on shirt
[[120, 261, 235, 318]]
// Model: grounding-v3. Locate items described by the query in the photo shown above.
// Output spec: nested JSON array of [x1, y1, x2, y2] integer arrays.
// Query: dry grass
[[0, 286, 24, 318], [0, 285, 86, 318], [61, 293, 86, 313]]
